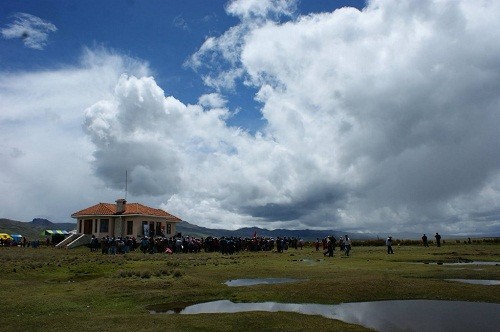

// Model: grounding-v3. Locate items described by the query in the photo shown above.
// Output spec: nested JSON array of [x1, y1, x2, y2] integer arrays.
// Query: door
[[83, 219, 92, 234]]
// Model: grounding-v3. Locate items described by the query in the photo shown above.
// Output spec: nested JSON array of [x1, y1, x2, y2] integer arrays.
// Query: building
[[71, 199, 182, 238]]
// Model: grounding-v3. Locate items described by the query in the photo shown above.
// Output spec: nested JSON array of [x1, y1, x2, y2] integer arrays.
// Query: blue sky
[[1, 0, 364, 131], [1, 0, 499, 236]]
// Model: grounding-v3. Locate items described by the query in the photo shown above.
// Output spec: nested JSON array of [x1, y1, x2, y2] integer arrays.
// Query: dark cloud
[[240, 184, 346, 222], [91, 141, 181, 196]]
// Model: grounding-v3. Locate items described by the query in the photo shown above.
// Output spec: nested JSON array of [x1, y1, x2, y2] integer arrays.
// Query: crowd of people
[[0, 236, 33, 247], [91, 235, 308, 255], [2, 232, 447, 255], [316, 235, 352, 257], [386, 232, 443, 254]]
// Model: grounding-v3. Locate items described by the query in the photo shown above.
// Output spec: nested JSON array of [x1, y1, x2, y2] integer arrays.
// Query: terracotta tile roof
[[71, 202, 181, 221]]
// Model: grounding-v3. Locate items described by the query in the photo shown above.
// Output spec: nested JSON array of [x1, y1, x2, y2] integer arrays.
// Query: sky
[[1, 0, 499, 236]]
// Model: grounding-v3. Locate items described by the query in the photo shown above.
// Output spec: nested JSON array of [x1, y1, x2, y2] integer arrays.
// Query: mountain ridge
[[0, 218, 356, 241], [2, 218, 495, 241], [0, 218, 76, 239]]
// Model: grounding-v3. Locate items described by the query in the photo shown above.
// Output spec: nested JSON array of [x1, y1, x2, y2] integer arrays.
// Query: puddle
[[442, 261, 499, 266], [224, 278, 304, 287], [296, 258, 323, 265], [418, 261, 500, 266], [446, 279, 500, 285], [150, 299, 500, 331], [148, 301, 198, 314]]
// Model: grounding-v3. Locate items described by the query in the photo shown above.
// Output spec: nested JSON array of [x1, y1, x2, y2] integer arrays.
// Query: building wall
[[77, 216, 177, 238]]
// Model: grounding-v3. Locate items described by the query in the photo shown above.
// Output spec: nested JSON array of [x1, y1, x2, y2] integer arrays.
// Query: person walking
[[386, 236, 394, 254], [344, 235, 351, 256], [326, 236, 334, 257]]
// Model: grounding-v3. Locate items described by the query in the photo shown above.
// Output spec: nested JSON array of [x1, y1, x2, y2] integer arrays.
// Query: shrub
[[117, 270, 130, 278]]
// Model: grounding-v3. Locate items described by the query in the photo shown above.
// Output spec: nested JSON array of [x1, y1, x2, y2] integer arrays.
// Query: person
[[324, 236, 335, 257], [344, 235, 351, 256], [90, 235, 97, 252], [435, 233, 441, 247], [109, 237, 117, 255], [386, 236, 394, 254], [315, 238, 320, 251], [139, 236, 148, 253], [422, 234, 428, 247], [101, 237, 108, 254]]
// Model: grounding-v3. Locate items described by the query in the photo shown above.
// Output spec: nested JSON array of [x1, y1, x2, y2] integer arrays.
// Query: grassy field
[[1, 243, 499, 331]]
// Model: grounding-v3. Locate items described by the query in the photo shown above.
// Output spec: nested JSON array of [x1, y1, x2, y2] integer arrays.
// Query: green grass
[[1, 243, 499, 331]]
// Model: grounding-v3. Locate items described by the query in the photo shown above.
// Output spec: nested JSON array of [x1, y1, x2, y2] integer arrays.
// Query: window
[[166, 223, 171, 235], [126, 220, 133, 235], [100, 219, 109, 233], [94, 219, 98, 233], [156, 222, 162, 236]]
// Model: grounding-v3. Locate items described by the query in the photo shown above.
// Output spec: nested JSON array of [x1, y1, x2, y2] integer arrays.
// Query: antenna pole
[[125, 170, 128, 200]]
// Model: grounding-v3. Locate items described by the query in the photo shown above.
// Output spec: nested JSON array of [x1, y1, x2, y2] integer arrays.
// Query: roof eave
[[71, 213, 181, 221]]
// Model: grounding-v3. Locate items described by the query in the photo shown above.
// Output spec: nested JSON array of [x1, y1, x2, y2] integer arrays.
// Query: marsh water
[[150, 299, 500, 332], [446, 279, 500, 285], [421, 261, 499, 266], [224, 278, 304, 286]]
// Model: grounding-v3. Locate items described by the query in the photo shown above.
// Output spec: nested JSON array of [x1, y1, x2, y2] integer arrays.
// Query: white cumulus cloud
[[86, 0, 500, 234], [1, 12, 57, 50], [0, 48, 152, 222], [2, 0, 499, 236]]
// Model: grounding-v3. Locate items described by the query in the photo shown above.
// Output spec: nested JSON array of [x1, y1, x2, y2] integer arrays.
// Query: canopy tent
[[0, 233, 13, 240], [41, 230, 70, 236], [11, 234, 22, 242], [42, 230, 70, 246]]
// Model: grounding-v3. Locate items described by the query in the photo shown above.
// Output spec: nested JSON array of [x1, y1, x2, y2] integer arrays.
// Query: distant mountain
[[0, 219, 39, 238], [2, 218, 492, 242], [175, 220, 374, 241], [0, 218, 76, 239], [31, 218, 76, 231], [31, 218, 54, 228], [175, 222, 498, 241], [2, 217, 347, 241]]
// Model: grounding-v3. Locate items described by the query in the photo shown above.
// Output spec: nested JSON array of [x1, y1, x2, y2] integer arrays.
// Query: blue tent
[[11, 234, 22, 243]]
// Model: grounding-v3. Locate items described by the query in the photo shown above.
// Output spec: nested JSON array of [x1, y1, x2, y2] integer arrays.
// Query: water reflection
[[446, 279, 500, 285], [421, 261, 500, 266], [443, 261, 499, 266], [152, 299, 500, 332], [224, 278, 303, 286]]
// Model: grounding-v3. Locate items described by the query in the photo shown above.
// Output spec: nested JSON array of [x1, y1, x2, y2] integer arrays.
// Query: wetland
[[1, 242, 499, 331]]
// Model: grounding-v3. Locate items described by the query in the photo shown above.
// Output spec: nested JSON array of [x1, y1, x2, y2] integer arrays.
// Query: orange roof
[[71, 202, 181, 221]]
